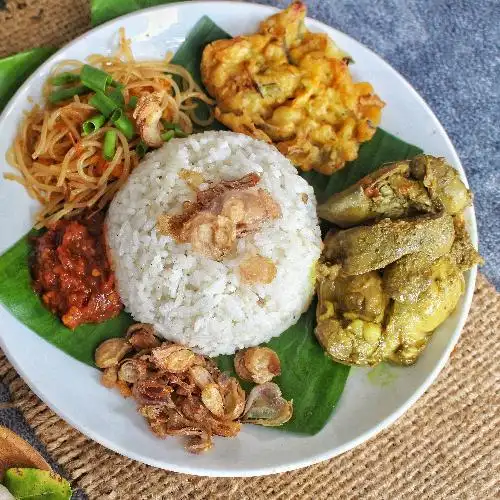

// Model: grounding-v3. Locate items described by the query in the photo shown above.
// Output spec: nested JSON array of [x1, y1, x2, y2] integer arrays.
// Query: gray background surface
[[255, 0, 500, 289]]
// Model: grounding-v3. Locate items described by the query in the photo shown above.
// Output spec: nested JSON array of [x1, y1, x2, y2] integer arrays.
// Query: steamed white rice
[[106, 131, 321, 356]]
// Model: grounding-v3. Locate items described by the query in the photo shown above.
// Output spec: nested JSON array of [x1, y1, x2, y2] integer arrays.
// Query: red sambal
[[31, 216, 122, 329]]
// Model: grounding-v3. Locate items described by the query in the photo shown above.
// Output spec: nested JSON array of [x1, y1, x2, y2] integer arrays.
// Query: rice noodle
[[6, 27, 215, 228]]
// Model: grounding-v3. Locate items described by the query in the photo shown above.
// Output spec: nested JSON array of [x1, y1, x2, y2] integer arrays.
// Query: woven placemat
[[0, 1, 499, 498], [0, 273, 498, 499]]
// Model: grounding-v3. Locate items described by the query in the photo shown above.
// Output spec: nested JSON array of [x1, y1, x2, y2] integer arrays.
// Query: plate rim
[[0, 0, 478, 477]]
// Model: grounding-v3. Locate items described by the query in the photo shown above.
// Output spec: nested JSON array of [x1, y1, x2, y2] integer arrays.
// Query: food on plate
[[450, 214, 483, 271], [31, 213, 122, 329], [317, 155, 471, 226], [0, 6, 483, 460], [2, 468, 71, 500], [94, 338, 132, 368], [315, 155, 481, 366], [234, 347, 281, 384], [383, 256, 464, 365], [322, 212, 455, 276], [5, 29, 213, 228], [316, 263, 387, 366], [201, 2, 384, 174], [106, 131, 321, 356], [156, 172, 282, 261], [0, 486, 13, 500], [409, 155, 472, 215], [95, 324, 291, 453]]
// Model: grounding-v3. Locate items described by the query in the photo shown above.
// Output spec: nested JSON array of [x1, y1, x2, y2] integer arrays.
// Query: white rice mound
[[106, 131, 321, 356]]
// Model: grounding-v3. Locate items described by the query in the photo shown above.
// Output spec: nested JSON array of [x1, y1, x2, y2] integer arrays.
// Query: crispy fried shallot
[[95, 323, 294, 453], [95, 325, 246, 453], [157, 173, 281, 260], [179, 169, 205, 191], [239, 254, 277, 284], [234, 347, 281, 383], [94, 338, 132, 369]]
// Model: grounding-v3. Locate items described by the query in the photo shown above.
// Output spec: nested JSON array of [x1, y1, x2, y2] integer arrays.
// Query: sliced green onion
[[110, 109, 135, 140], [127, 95, 138, 109], [80, 64, 112, 93], [89, 91, 118, 117], [161, 130, 175, 142], [48, 85, 90, 104], [103, 130, 117, 161], [50, 72, 80, 86], [173, 125, 187, 138], [82, 114, 106, 136], [161, 120, 176, 130], [135, 141, 149, 158], [107, 86, 125, 107]]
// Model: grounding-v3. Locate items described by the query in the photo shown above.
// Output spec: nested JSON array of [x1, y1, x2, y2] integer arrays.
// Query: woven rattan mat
[[1, 1, 499, 498]]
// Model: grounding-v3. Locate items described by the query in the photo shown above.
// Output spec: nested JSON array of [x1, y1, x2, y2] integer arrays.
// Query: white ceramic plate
[[0, 1, 477, 477]]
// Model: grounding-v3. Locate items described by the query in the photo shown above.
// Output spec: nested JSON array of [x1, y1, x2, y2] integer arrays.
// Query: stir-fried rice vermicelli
[[5, 29, 214, 228]]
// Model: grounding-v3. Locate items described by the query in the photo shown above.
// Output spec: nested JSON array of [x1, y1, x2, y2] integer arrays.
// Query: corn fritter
[[201, 2, 385, 174]]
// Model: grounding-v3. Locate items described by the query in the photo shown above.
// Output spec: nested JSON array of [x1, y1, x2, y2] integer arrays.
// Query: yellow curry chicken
[[201, 2, 384, 174]]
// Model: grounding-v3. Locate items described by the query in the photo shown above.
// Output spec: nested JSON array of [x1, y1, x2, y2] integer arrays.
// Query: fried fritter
[[201, 2, 384, 174]]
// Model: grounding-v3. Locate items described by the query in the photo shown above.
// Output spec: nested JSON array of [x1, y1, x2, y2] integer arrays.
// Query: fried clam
[[317, 155, 471, 227], [150, 343, 198, 373], [323, 212, 455, 276], [315, 262, 388, 366], [94, 326, 246, 453], [234, 347, 281, 384], [242, 382, 293, 426], [201, 2, 384, 174], [118, 358, 149, 384], [383, 256, 465, 365]]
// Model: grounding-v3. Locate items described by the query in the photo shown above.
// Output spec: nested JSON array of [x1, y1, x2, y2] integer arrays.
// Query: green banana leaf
[[0, 48, 56, 111], [0, 14, 422, 435]]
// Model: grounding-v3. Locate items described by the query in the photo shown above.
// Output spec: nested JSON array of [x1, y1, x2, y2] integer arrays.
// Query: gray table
[[255, 0, 500, 289], [0, 2, 498, 498]]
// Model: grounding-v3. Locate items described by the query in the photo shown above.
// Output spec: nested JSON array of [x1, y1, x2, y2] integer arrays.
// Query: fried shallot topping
[[234, 347, 281, 384], [157, 173, 281, 261], [242, 382, 293, 426], [133, 91, 166, 147], [94, 323, 246, 454], [239, 254, 277, 284]]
